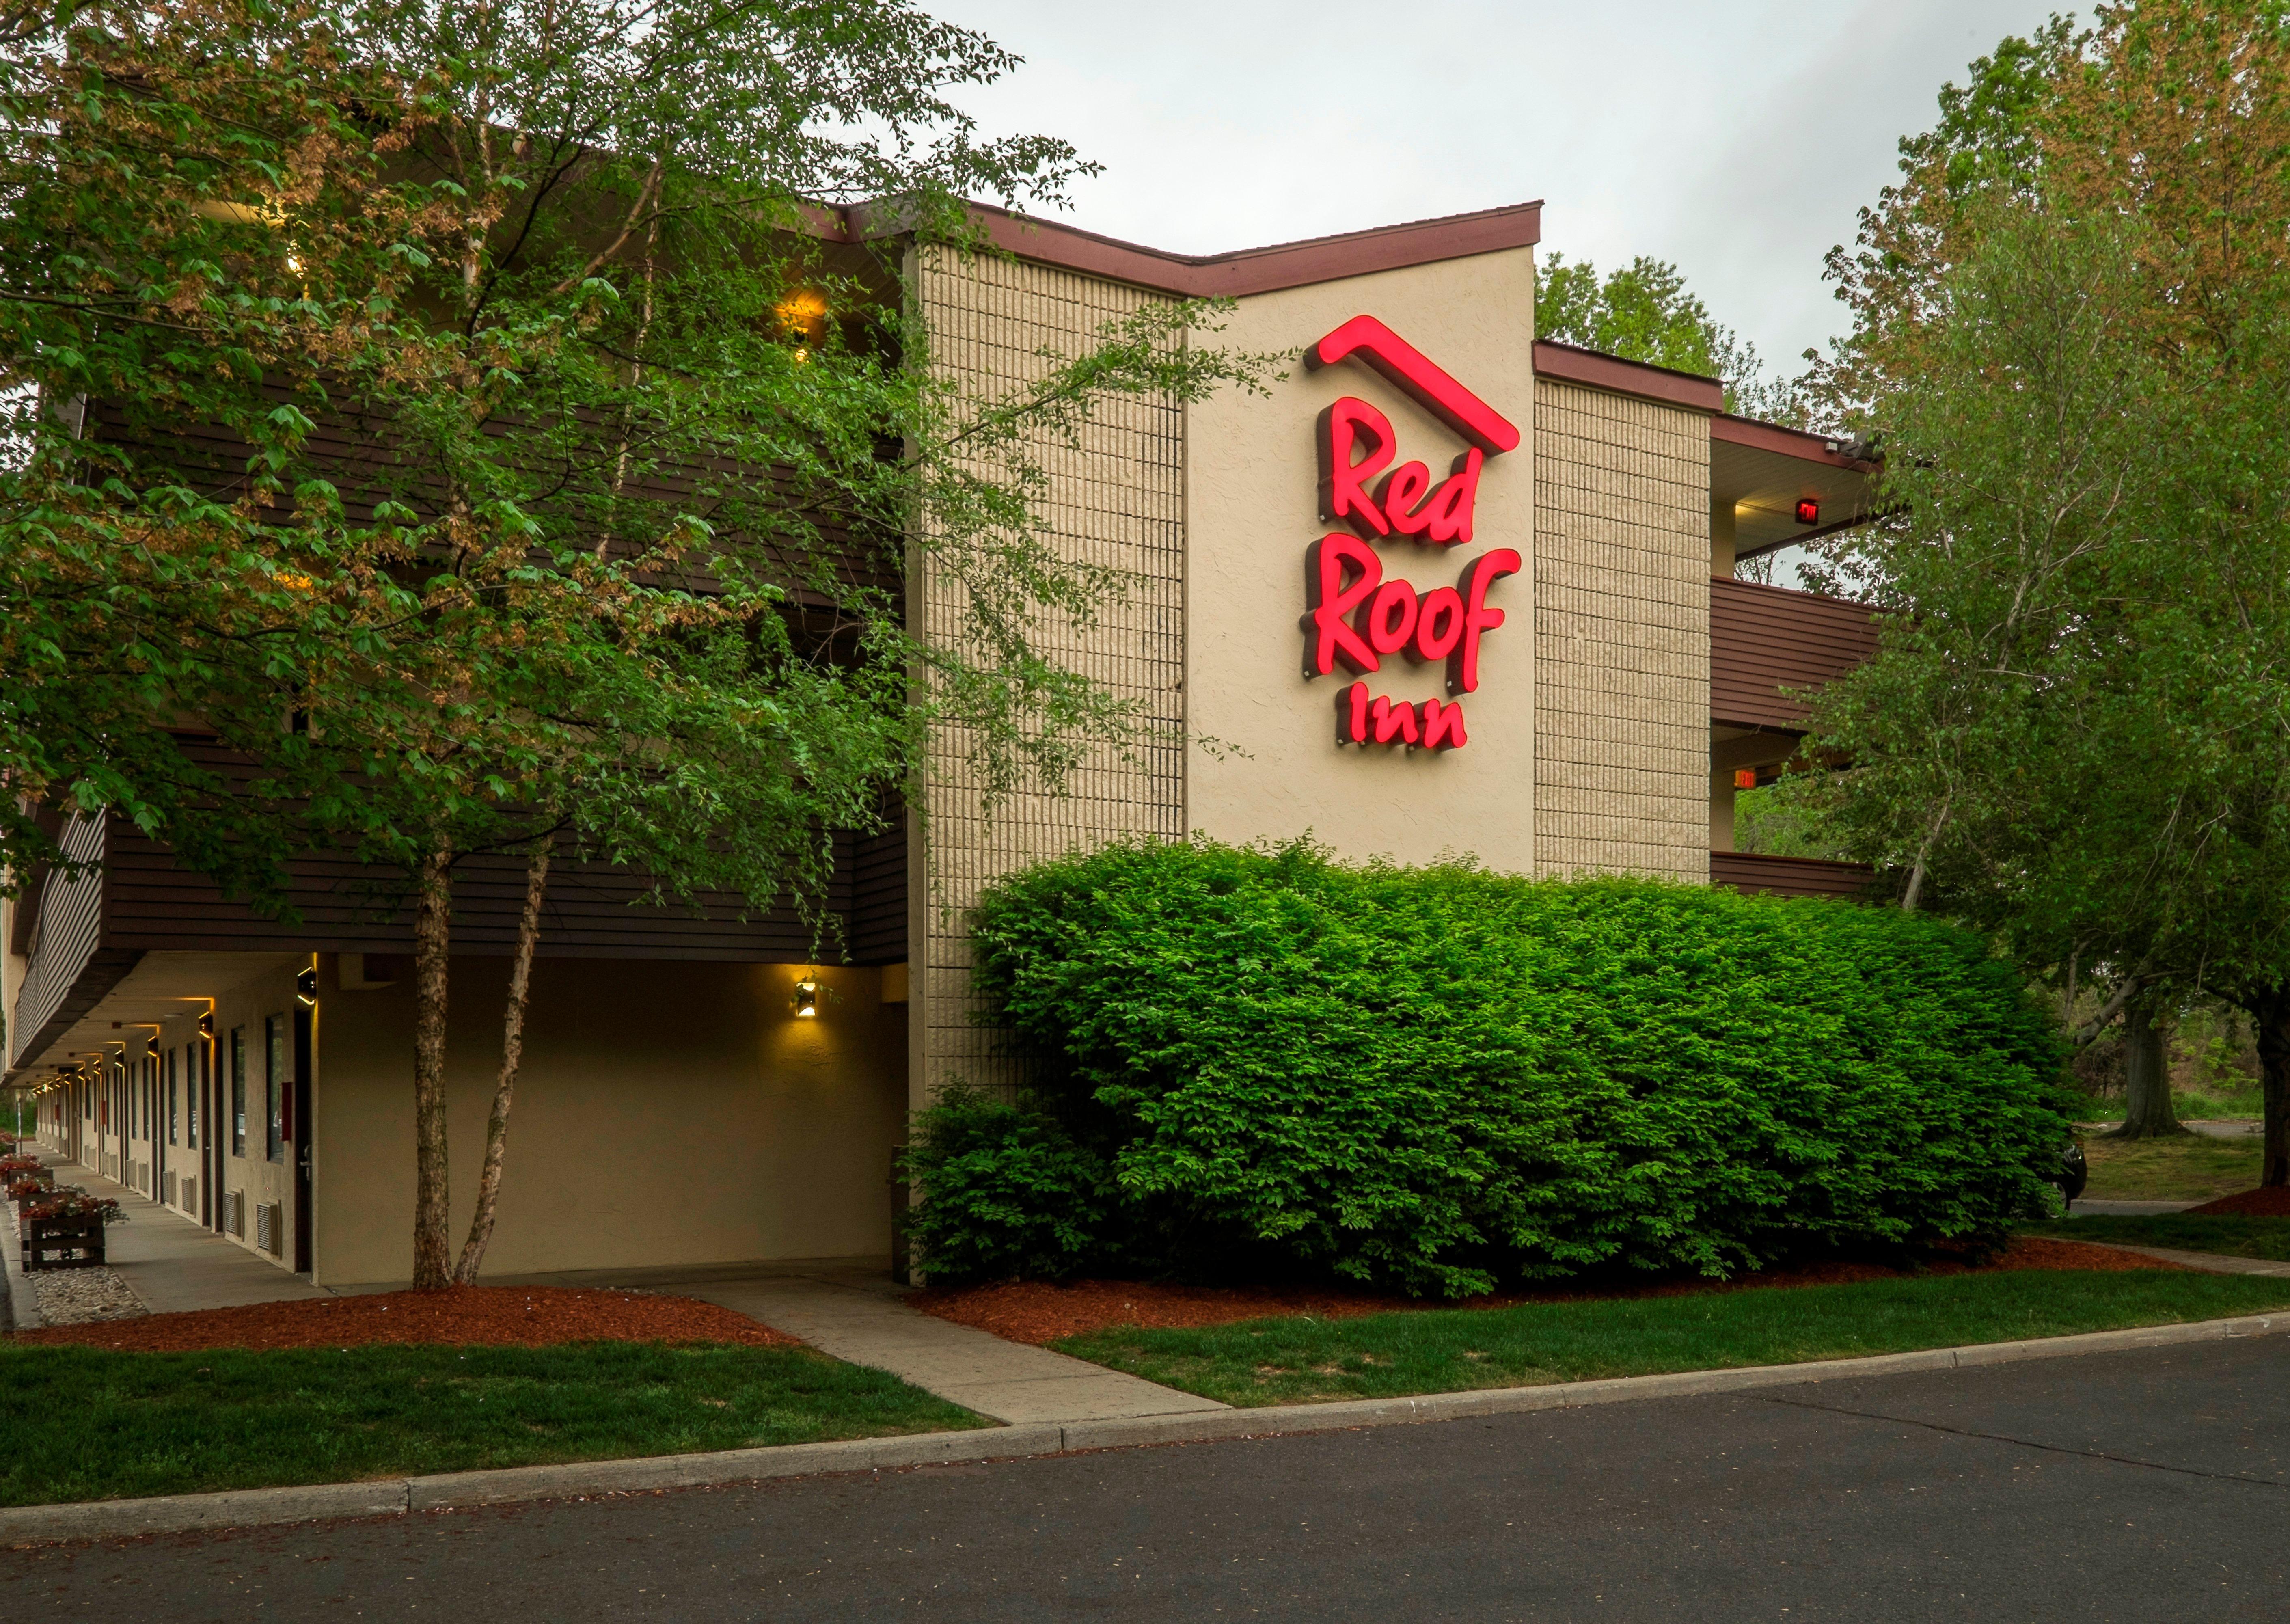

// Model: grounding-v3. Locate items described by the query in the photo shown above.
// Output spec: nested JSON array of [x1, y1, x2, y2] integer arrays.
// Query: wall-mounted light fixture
[[792, 978, 820, 1019], [198, 1011, 214, 1040], [296, 966, 319, 1008]]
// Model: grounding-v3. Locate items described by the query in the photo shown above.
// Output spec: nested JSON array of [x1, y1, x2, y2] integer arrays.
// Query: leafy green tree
[[0, 0, 1271, 1283], [1794, 1, 2290, 1173], [1535, 252, 1796, 419]]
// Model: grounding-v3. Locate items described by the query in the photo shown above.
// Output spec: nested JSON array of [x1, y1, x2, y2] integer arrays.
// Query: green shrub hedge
[[904, 839, 2072, 1296]]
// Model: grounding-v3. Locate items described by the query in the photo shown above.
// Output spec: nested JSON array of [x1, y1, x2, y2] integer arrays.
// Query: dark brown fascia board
[[1712, 412, 1879, 472], [824, 199, 1544, 298], [1532, 340, 1725, 412]]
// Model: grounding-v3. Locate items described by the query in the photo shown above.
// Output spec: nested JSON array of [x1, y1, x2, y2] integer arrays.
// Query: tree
[[0, 0, 1273, 1283], [1535, 251, 1797, 419], [1793, 1, 2290, 1174]]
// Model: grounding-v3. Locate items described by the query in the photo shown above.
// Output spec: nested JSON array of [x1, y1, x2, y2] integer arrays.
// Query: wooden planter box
[[24, 1214, 106, 1272]]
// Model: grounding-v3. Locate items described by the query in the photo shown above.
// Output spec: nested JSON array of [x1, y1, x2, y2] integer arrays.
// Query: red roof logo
[[1304, 315, 1520, 456]]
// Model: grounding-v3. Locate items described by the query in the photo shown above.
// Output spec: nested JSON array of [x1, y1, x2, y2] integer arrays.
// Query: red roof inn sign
[[1301, 316, 1521, 752]]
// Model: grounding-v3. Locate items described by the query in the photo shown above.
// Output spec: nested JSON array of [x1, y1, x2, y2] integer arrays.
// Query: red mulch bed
[[12, 1285, 800, 1354], [914, 1236, 2182, 1346], [2187, 1186, 2290, 1217]]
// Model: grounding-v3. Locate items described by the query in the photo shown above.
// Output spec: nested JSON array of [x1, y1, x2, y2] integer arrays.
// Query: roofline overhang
[[811, 197, 1545, 298]]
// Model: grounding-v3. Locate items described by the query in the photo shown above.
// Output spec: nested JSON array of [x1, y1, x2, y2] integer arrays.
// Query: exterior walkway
[[11, 1148, 1221, 1425], [12, 1145, 1217, 1425], [17, 1150, 328, 1317], [483, 1258, 1229, 1426]]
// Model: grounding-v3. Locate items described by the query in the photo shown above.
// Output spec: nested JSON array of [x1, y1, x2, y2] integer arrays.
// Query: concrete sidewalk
[[22, 1150, 328, 1316], [481, 1257, 1227, 1426], [18, 1145, 1214, 1427]]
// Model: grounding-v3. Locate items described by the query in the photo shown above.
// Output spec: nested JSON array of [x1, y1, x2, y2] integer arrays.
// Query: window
[[168, 1049, 179, 1146], [265, 1014, 285, 1163], [231, 1026, 247, 1158]]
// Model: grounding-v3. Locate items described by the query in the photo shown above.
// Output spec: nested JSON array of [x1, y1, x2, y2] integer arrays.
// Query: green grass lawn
[[1053, 1271, 2290, 1408], [2075, 1087, 2266, 1123], [2078, 1133, 2262, 1201], [2033, 1214, 2290, 1261], [0, 1340, 987, 1509], [2088, 1127, 2262, 1200]]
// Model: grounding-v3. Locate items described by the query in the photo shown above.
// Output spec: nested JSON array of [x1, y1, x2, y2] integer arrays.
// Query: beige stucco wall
[[1185, 248, 1539, 873], [310, 955, 903, 1286], [1532, 378, 1712, 880], [907, 246, 1188, 1103]]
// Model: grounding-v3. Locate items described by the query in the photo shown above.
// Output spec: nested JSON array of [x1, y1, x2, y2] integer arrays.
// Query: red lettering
[[1364, 580, 1419, 656], [1339, 681, 1371, 744], [1411, 586, 1463, 662], [1303, 533, 1383, 676], [1317, 397, 1394, 538], [1421, 698, 1468, 750], [1418, 448, 1483, 545], [1374, 460, 1434, 537], [1372, 695, 1420, 746], [1448, 547, 1522, 694]]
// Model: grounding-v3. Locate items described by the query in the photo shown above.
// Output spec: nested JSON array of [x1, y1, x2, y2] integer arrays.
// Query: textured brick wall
[[910, 247, 1187, 1099], [1531, 379, 1712, 880]]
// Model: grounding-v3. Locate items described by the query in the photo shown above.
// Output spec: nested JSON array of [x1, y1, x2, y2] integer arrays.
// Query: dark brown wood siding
[[1709, 577, 1880, 731], [1710, 849, 1879, 902], [7, 813, 141, 1072], [847, 819, 908, 964], [100, 817, 907, 965]]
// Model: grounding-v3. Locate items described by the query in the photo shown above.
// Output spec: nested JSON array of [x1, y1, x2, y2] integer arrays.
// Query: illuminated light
[[1317, 398, 1395, 536], [777, 290, 829, 348], [1371, 694, 1420, 746], [1373, 460, 1433, 534], [1305, 315, 1522, 455], [1795, 497, 1821, 526], [1335, 691, 1470, 752], [1420, 698, 1468, 751], [1411, 587, 1465, 663], [1297, 316, 1519, 755], [296, 966, 318, 1008], [792, 979, 819, 1019], [1304, 533, 1383, 676], [1735, 769, 1758, 790], [1448, 549, 1523, 695], [1416, 449, 1484, 546], [1364, 580, 1420, 656]]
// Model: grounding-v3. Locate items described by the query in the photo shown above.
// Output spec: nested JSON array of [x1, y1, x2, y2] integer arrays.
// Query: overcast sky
[[931, 0, 2068, 384]]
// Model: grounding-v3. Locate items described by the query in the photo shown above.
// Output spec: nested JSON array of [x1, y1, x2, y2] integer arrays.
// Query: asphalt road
[[6, 1336, 2284, 1622]]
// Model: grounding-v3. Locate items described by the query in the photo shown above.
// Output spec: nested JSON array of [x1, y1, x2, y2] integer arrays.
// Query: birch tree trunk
[[2106, 1001, 2187, 1140], [454, 838, 551, 1283], [410, 842, 456, 1289]]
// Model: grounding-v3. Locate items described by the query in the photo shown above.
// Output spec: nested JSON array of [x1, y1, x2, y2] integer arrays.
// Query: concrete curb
[[6, 1309, 2285, 1546], [404, 1425, 1066, 1510]]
